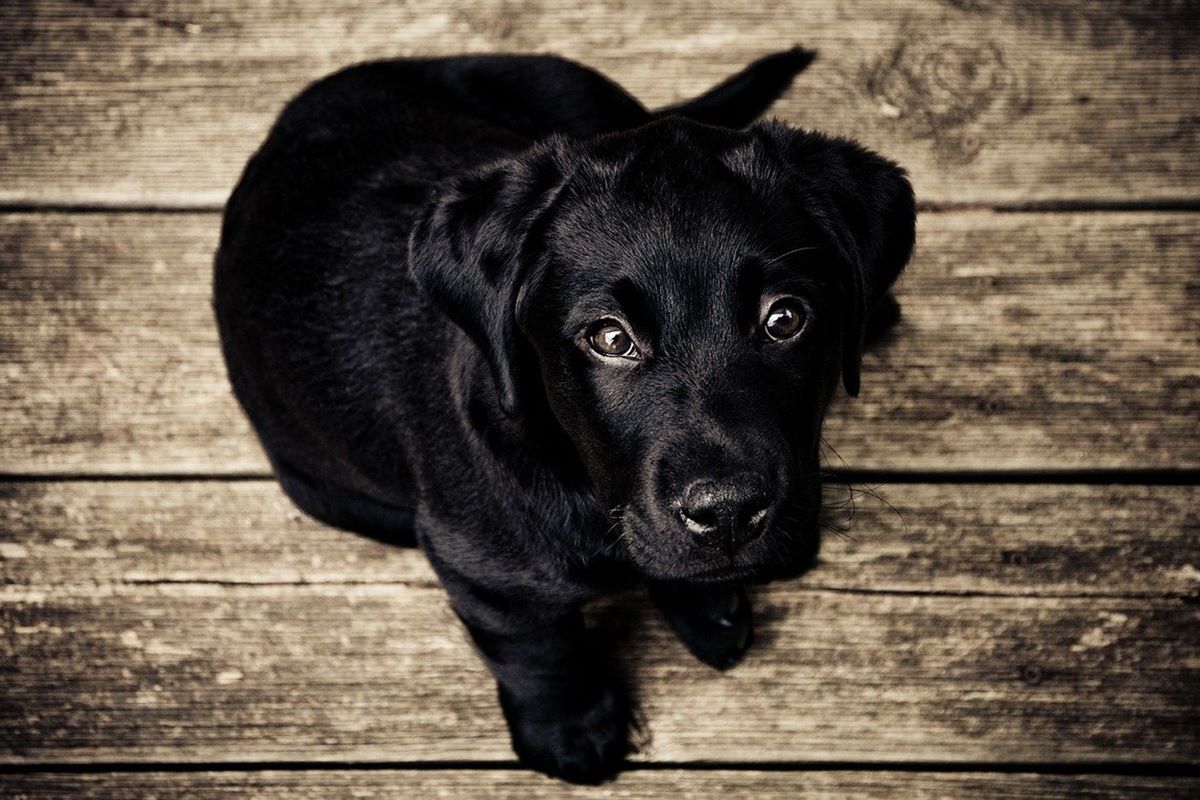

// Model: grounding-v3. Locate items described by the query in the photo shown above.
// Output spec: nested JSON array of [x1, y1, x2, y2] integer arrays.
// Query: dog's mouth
[[670, 562, 766, 584], [613, 499, 820, 584]]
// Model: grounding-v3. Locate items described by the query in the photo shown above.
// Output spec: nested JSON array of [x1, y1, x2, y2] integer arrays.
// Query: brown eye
[[762, 299, 807, 341], [587, 320, 639, 359]]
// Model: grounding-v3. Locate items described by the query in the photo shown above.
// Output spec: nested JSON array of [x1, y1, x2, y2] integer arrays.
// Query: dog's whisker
[[814, 447, 908, 538], [818, 435, 852, 472]]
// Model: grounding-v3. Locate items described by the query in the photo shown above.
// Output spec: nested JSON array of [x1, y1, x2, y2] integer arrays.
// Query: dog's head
[[409, 118, 915, 582]]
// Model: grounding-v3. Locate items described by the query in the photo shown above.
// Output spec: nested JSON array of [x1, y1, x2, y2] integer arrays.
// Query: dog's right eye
[[586, 320, 640, 360]]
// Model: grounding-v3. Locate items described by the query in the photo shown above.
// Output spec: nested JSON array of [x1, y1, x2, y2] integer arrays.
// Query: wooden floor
[[2, 2, 1198, 797]]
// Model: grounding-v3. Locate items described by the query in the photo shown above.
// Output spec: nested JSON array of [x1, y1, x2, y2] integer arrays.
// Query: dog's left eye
[[586, 320, 640, 359], [762, 298, 809, 341]]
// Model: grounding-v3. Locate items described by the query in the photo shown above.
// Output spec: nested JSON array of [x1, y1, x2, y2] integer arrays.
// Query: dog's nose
[[678, 472, 774, 553]]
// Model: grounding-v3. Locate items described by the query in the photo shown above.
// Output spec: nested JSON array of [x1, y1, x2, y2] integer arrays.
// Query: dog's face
[[410, 119, 915, 582]]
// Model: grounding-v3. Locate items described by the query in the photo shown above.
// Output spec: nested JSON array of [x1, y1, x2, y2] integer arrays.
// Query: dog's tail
[[651, 47, 815, 129]]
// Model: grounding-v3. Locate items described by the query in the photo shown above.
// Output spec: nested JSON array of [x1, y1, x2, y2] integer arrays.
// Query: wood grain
[[3, 0, 1198, 789], [2, 481, 1197, 598], [1, 580, 1195, 763], [4, 770, 1199, 799], [2, 211, 1197, 473], [1, 1, 1197, 206]]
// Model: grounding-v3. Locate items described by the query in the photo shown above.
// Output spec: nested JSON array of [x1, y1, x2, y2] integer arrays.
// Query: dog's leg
[[268, 453, 417, 546], [652, 47, 815, 129], [437, 575, 631, 784], [648, 582, 753, 670]]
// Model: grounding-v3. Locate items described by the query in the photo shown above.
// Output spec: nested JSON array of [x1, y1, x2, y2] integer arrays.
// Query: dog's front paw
[[499, 677, 632, 784], [654, 585, 753, 671]]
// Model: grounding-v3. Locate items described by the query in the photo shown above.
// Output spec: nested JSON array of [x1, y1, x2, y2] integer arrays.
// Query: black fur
[[213, 48, 915, 784]]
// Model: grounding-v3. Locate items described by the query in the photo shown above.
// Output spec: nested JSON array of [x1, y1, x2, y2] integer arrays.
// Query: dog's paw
[[657, 585, 754, 671], [499, 678, 632, 784]]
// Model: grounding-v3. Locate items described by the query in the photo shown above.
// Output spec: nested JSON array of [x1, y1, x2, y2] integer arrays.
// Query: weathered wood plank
[[2, 481, 1197, 598], [1, 1, 1197, 205], [1, 581, 1195, 763], [2, 211, 1197, 473], [5, 770, 1199, 799]]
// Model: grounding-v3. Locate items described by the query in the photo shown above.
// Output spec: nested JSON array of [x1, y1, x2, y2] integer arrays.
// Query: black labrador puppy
[[214, 48, 914, 783]]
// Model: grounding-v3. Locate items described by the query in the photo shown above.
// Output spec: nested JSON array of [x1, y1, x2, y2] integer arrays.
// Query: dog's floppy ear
[[408, 140, 570, 416], [749, 122, 916, 396]]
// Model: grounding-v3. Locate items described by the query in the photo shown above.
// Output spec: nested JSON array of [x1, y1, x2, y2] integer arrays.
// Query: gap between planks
[[3, 767, 1199, 800], [3, 469, 1199, 485], [4, 201, 1200, 214], [3, 760, 1200, 775]]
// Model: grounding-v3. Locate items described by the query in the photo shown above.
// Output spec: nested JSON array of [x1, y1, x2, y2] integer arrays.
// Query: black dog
[[213, 48, 914, 783]]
